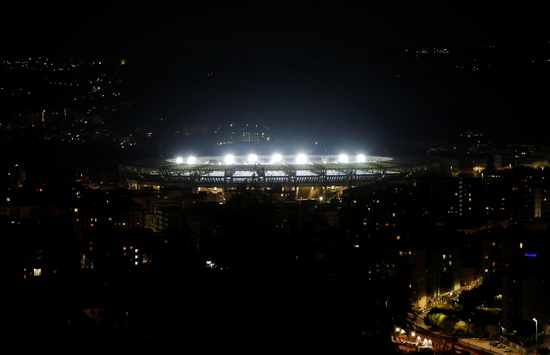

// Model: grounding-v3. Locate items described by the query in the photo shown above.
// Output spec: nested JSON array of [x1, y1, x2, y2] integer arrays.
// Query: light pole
[[533, 318, 538, 353]]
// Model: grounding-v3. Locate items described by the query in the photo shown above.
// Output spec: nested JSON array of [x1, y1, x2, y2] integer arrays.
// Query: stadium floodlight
[[175, 156, 184, 164], [338, 154, 349, 163], [356, 154, 366, 163], [187, 156, 196, 164], [248, 153, 258, 163], [224, 154, 235, 165], [271, 153, 283, 164], [296, 153, 307, 164]]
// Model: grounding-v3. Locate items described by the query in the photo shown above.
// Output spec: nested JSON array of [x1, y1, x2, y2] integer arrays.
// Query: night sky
[[6, 1, 545, 58], [4, 1, 550, 146]]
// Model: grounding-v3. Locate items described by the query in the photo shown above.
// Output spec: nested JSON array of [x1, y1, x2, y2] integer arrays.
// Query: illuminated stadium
[[119, 152, 433, 201]]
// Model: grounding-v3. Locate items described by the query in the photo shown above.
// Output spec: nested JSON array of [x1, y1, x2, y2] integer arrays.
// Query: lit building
[[396, 247, 428, 311], [119, 153, 433, 203]]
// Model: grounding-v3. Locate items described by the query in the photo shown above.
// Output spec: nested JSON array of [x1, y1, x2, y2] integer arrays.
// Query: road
[[410, 309, 524, 355]]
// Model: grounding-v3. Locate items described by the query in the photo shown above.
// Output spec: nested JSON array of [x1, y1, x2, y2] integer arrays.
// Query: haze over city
[[3, 1, 549, 146]]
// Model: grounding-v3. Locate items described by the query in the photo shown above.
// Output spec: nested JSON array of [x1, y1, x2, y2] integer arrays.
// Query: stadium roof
[[120, 154, 433, 188]]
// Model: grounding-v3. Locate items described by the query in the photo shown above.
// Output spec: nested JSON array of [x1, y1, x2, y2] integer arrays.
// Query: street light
[[533, 318, 538, 351]]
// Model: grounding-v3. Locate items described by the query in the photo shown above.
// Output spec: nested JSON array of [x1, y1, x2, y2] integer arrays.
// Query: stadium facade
[[119, 153, 434, 202]]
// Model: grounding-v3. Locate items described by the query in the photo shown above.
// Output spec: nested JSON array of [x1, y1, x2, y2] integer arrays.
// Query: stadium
[[119, 152, 434, 202]]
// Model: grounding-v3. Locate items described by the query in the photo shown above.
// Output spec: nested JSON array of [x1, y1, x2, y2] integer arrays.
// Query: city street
[[409, 309, 524, 355], [458, 338, 521, 354]]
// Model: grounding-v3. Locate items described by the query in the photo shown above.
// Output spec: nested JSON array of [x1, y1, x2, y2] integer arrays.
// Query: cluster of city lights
[[172, 153, 374, 165]]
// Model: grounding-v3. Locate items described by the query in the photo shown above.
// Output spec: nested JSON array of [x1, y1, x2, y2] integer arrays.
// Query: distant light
[[175, 156, 184, 164], [188, 156, 196, 164], [338, 154, 348, 163], [224, 154, 235, 164], [271, 153, 282, 164], [248, 154, 258, 163], [356, 154, 366, 163], [525, 253, 537, 257], [296, 153, 307, 164]]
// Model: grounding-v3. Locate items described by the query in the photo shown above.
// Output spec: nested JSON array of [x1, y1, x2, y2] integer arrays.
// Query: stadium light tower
[[224, 154, 235, 165], [247, 154, 258, 163], [296, 153, 307, 164], [338, 154, 349, 163], [271, 153, 282, 164]]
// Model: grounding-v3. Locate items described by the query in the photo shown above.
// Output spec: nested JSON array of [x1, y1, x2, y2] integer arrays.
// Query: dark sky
[[3, 1, 550, 147], [5, 1, 546, 59]]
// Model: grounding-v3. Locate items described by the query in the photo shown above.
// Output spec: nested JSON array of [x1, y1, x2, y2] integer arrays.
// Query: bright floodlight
[[175, 156, 184, 164], [296, 153, 307, 164], [338, 154, 349, 163], [187, 156, 196, 164], [356, 154, 366, 163], [248, 154, 258, 163], [271, 153, 282, 164], [224, 154, 235, 164]]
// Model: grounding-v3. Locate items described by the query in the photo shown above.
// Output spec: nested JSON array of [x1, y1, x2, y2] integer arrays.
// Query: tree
[[439, 314, 460, 333], [469, 323, 485, 338], [426, 312, 443, 327], [484, 324, 501, 338], [455, 320, 469, 335]]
